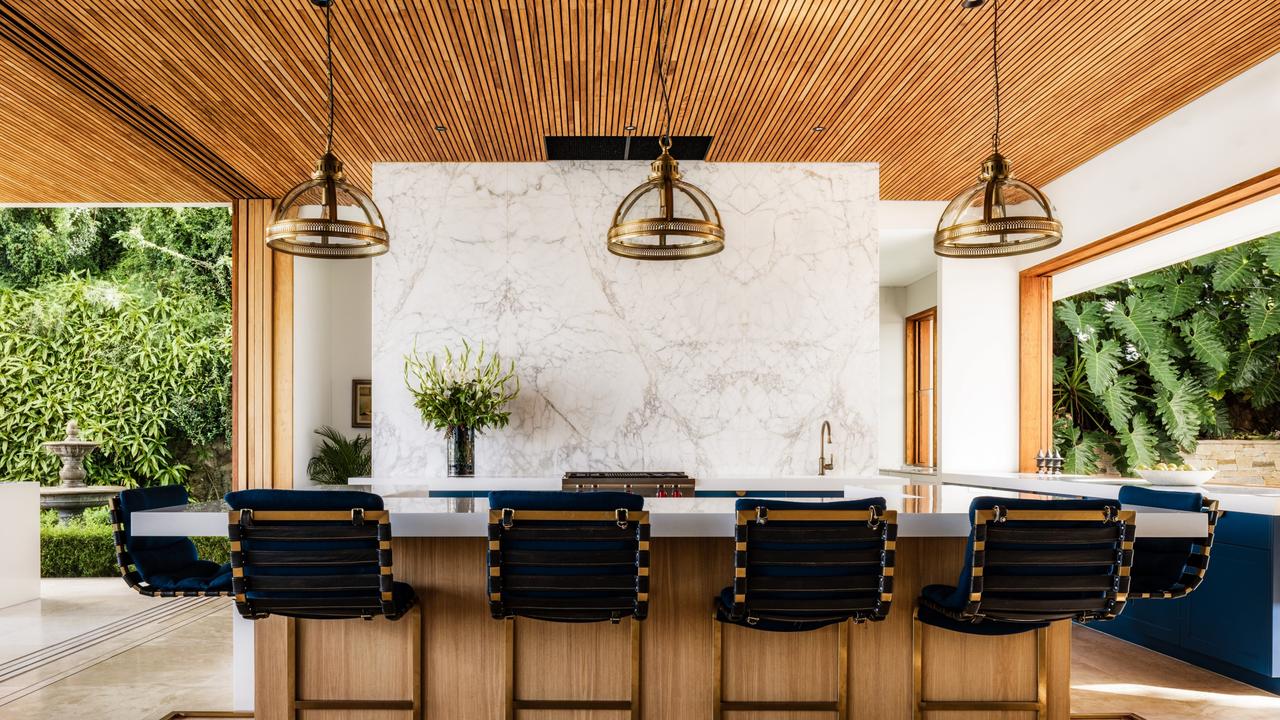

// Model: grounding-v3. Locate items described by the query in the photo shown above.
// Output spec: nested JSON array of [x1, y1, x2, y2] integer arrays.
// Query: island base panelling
[[253, 537, 1070, 719]]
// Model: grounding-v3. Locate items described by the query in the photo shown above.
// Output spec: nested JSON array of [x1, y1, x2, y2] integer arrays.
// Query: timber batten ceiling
[[1, 0, 1278, 203]]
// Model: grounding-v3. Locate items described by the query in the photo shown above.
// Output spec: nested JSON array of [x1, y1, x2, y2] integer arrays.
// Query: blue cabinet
[[1094, 510, 1280, 693]]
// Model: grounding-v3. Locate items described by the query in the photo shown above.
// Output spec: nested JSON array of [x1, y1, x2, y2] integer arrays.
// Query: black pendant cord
[[656, 0, 672, 148], [324, 1, 335, 155], [991, 0, 1001, 155]]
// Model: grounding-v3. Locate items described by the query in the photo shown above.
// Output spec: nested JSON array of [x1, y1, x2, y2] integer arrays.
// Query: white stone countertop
[[929, 472, 1280, 516], [133, 486, 1207, 538]]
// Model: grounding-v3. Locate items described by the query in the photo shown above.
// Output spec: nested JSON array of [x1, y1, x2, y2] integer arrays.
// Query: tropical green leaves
[[307, 426, 372, 485], [1180, 312, 1230, 372], [1107, 295, 1165, 351], [1054, 232, 1280, 474], [1245, 290, 1280, 342], [1156, 379, 1204, 448], [1081, 339, 1121, 395], [1259, 233, 1280, 274], [1212, 245, 1257, 291], [1115, 414, 1160, 470]]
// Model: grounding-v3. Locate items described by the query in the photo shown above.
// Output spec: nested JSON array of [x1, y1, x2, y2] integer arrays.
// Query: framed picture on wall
[[351, 379, 372, 428]]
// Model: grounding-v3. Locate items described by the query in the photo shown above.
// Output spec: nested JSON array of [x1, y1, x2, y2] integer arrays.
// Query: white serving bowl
[[1135, 469, 1217, 487]]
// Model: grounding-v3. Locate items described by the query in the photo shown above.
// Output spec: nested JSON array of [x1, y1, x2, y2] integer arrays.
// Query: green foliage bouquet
[[403, 340, 520, 432]]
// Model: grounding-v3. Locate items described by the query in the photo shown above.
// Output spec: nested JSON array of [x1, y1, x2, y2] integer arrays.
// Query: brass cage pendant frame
[[935, 0, 1062, 259], [934, 152, 1062, 258], [267, 152, 389, 259], [266, 0, 390, 260], [607, 146, 725, 261]]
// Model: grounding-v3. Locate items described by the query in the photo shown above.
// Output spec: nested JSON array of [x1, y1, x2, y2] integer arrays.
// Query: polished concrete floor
[[0, 579, 1276, 719], [0, 579, 232, 720]]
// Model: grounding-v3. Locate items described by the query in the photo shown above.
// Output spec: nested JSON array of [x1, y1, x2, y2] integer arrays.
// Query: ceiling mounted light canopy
[[934, 0, 1062, 258], [266, 0, 388, 259], [606, 0, 724, 261]]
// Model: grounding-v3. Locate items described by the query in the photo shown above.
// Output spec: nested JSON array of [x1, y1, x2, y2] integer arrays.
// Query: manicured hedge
[[40, 524, 229, 578]]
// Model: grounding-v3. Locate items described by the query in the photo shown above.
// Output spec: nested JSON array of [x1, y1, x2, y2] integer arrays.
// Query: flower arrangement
[[402, 340, 520, 433]]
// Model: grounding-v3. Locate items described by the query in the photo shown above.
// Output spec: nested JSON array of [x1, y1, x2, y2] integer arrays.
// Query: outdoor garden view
[[1054, 232, 1280, 480], [0, 206, 232, 576]]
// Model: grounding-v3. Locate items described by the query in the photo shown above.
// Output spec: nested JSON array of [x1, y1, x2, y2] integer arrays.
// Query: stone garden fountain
[[40, 420, 123, 523]]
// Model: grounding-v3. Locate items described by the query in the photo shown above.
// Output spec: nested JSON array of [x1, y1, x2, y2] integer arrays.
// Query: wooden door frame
[[230, 198, 292, 490], [1017, 167, 1280, 471], [904, 306, 938, 468]]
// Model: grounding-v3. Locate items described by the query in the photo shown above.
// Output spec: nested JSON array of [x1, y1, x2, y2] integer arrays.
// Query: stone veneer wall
[[1184, 440, 1280, 486]]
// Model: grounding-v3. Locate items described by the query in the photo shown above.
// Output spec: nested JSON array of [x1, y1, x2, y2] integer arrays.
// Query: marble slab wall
[[371, 161, 879, 479]]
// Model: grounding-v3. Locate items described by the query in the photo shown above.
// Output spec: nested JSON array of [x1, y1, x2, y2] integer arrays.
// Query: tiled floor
[[0, 579, 232, 720], [1, 580, 1277, 719]]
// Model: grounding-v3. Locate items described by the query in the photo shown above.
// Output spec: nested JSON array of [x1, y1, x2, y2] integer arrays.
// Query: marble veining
[[371, 161, 879, 479]]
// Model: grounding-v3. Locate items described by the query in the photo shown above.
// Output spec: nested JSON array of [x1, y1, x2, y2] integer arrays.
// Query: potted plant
[[307, 426, 372, 486], [403, 340, 519, 476]]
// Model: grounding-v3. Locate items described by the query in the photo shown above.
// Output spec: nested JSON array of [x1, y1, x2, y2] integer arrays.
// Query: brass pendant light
[[935, 0, 1062, 258], [266, 0, 389, 259], [606, 0, 724, 261]]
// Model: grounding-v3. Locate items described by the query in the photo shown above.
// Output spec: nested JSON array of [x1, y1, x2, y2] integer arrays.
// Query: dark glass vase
[[447, 426, 475, 477]]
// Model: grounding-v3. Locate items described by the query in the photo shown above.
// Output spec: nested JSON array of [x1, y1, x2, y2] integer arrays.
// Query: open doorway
[[905, 307, 938, 468]]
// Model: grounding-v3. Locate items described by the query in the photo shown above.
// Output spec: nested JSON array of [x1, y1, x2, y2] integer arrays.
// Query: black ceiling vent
[[545, 136, 713, 161]]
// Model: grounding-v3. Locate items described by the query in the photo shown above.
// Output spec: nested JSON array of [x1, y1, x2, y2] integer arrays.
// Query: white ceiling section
[[879, 200, 944, 287], [1023, 51, 1280, 268], [1054, 193, 1280, 300]]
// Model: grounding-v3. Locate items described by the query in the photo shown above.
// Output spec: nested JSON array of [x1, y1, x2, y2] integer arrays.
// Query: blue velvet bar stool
[[109, 485, 232, 596], [225, 489, 421, 718], [1118, 485, 1221, 599], [712, 497, 898, 719], [913, 497, 1136, 720], [486, 490, 648, 720]]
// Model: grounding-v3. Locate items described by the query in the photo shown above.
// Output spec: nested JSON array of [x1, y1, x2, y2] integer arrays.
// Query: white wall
[[292, 258, 373, 486], [936, 259, 1021, 472], [879, 287, 906, 468], [878, 273, 938, 469], [933, 50, 1280, 472], [371, 161, 880, 479], [1024, 52, 1280, 268]]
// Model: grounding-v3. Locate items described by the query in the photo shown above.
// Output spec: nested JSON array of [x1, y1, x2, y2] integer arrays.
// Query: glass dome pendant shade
[[607, 137, 725, 261], [606, 0, 724, 261], [266, 0, 389, 259], [933, 152, 1062, 258], [934, 0, 1061, 259]]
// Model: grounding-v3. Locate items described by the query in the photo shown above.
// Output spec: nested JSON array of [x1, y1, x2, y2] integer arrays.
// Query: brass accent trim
[[233, 509, 389, 522], [734, 508, 879, 523]]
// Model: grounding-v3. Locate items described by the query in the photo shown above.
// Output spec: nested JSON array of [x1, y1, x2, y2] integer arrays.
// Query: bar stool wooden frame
[[912, 608, 1048, 720], [502, 615, 641, 720], [228, 508, 423, 719], [912, 506, 1136, 720], [487, 507, 650, 720], [274, 607, 422, 719], [713, 505, 897, 719], [712, 617, 851, 719]]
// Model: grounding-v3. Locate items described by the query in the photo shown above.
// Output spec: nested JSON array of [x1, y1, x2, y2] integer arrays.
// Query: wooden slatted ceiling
[[1, 0, 1279, 203], [0, 39, 218, 202]]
